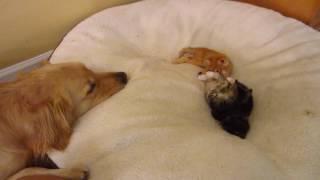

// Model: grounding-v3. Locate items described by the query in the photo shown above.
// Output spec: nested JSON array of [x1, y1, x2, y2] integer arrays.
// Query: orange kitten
[[173, 47, 233, 77]]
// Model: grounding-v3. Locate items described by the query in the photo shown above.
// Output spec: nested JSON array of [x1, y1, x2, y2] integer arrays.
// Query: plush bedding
[[49, 0, 320, 179]]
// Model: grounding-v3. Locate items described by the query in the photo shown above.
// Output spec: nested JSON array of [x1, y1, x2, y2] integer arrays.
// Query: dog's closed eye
[[87, 80, 96, 95]]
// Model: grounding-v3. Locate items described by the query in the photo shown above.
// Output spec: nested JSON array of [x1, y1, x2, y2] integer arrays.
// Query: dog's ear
[[22, 84, 75, 157]]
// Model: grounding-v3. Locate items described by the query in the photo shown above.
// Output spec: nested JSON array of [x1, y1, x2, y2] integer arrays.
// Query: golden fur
[[174, 47, 233, 77], [0, 62, 127, 180]]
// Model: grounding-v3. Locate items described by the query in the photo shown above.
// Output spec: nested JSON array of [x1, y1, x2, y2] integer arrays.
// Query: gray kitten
[[199, 72, 253, 139]]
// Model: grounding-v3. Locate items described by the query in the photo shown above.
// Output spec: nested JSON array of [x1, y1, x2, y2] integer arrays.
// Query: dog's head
[[0, 62, 127, 156]]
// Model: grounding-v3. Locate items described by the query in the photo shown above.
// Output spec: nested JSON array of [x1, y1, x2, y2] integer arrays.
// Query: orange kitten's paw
[[173, 47, 195, 64]]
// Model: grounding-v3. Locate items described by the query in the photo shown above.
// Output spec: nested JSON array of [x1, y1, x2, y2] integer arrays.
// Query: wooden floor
[[235, 0, 320, 30]]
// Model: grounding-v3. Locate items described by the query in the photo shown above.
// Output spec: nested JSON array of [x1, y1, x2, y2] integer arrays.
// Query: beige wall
[[0, 0, 139, 68]]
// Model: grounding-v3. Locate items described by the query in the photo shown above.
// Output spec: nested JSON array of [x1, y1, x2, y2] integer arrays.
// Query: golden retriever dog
[[173, 47, 233, 77], [0, 62, 128, 180]]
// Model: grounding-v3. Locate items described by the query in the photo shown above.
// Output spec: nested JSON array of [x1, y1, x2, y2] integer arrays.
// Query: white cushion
[[50, 0, 320, 179]]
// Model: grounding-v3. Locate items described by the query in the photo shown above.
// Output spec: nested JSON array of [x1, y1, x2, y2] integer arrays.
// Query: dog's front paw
[[65, 168, 90, 180]]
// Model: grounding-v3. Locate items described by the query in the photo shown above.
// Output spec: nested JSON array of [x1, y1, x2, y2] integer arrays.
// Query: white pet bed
[[50, 0, 320, 179]]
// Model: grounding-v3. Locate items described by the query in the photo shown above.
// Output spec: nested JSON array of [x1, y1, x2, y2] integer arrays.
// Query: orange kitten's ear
[[217, 57, 229, 66]]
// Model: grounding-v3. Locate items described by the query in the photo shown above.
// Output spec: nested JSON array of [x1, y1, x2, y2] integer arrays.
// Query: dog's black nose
[[115, 72, 128, 84]]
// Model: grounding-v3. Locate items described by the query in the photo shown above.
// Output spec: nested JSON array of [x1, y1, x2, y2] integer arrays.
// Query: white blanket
[[49, 0, 320, 179]]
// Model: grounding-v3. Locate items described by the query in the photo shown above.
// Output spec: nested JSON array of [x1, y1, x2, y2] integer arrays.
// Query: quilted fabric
[[49, 0, 320, 179]]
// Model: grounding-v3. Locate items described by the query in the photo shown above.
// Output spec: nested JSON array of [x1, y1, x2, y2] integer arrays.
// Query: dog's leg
[[8, 168, 89, 180]]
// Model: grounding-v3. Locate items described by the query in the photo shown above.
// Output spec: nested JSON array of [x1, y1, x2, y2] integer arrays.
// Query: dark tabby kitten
[[199, 72, 253, 138]]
